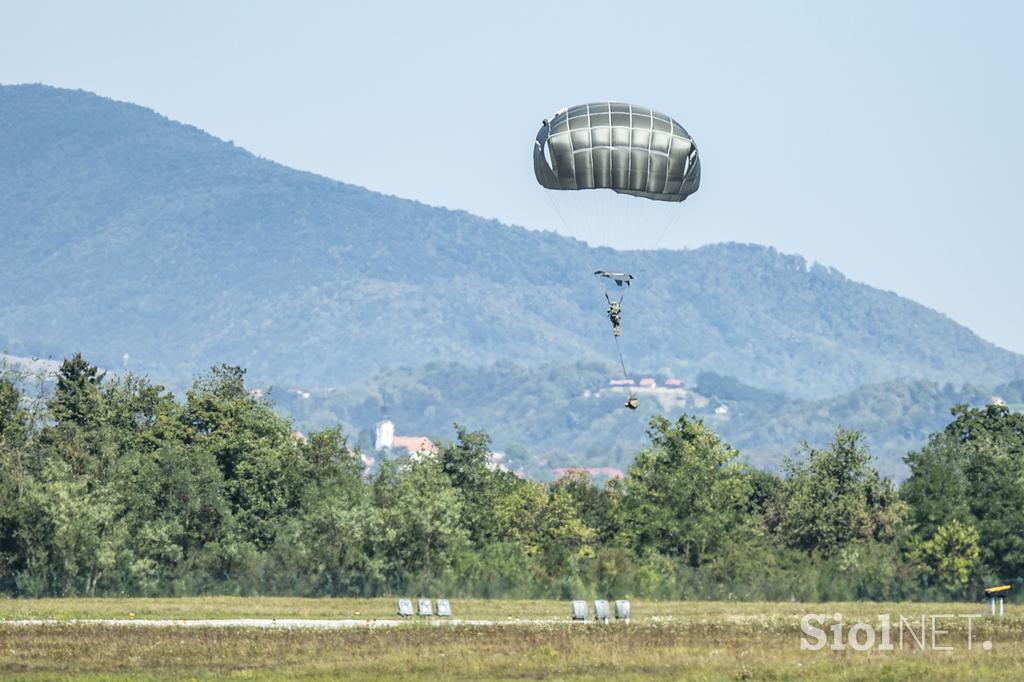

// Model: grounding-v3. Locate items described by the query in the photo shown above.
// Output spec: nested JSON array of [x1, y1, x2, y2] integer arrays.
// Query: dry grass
[[1, 599, 1023, 680]]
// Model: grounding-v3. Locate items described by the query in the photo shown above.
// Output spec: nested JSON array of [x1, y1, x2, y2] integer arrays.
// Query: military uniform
[[607, 300, 622, 336]]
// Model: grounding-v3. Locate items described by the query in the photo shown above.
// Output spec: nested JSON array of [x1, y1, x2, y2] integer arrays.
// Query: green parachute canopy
[[534, 102, 700, 202]]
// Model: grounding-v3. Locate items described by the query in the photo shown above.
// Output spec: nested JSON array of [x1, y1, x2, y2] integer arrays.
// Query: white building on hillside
[[375, 419, 395, 450]]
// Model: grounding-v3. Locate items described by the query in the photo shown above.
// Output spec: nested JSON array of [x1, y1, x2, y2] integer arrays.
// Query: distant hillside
[[273, 362, 1023, 481], [2, 83, 1022, 398]]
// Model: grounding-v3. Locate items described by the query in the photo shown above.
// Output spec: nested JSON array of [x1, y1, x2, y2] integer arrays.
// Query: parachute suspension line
[[543, 189, 583, 251], [543, 187, 578, 245], [543, 188, 600, 284], [649, 204, 683, 252], [546, 188, 633, 382], [613, 334, 629, 379]]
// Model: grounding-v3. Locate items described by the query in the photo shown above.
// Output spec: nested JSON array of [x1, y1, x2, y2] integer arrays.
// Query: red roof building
[[391, 436, 438, 456]]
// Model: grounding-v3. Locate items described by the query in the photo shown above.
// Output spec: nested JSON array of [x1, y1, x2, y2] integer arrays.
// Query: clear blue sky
[[3, 1, 1022, 353]]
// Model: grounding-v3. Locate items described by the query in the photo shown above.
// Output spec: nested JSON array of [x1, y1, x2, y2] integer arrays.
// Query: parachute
[[534, 102, 701, 408], [534, 102, 700, 203]]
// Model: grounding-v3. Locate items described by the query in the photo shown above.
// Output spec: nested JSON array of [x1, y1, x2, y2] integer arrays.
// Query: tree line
[[1, 354, 1022, 601]]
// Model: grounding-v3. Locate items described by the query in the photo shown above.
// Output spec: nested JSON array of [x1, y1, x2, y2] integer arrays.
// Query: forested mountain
[[2, 83, 1022, 400]]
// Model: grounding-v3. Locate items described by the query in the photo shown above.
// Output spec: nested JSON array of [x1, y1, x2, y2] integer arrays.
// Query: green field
[[2, 598, 1023, 680]]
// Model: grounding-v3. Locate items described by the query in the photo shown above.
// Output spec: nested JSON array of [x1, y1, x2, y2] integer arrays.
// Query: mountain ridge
[[2, 83, 1021, 399]]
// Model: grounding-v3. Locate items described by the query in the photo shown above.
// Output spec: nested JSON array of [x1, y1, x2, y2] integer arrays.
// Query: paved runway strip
[[2, 617, 571, 629]]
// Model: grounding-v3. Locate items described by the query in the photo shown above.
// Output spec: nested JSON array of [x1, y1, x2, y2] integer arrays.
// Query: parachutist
[[535, 103, 700, 414], [606, 294, 622, 337]]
